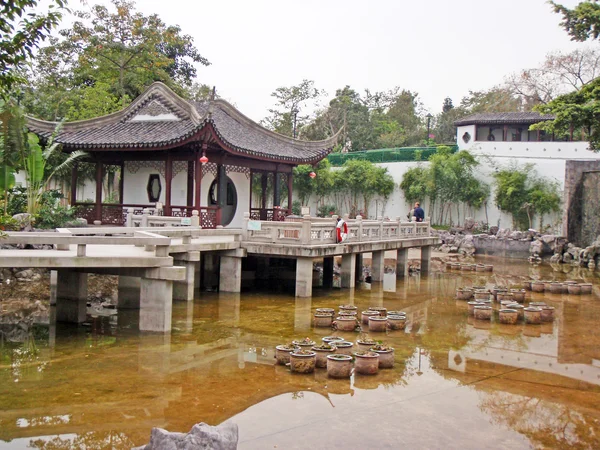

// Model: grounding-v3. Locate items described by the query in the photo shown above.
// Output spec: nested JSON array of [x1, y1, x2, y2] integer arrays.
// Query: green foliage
[[317, 204, 338, 217], [400, 166, 429, 205], [550, 1, 600, 41], [0, 0, 66, 97], [291, 200, 301, 215], [492, 164, 562, 230], [0, 214, 19, 231], [35, 202, 74, 229], [328, 145, 457, 166]]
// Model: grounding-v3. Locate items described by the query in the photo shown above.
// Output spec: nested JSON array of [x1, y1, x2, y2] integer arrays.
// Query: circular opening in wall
[[462, 132, 471, 144], [208, 176, 237, 226]]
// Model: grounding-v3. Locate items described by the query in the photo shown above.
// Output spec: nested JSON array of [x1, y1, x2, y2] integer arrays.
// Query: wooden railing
[[242, 213, 431, 245], [249, 208, 289, 222]]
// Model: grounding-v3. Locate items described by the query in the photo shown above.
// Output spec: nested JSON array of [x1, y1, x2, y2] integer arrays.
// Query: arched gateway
[[26, 83, 339, 227]]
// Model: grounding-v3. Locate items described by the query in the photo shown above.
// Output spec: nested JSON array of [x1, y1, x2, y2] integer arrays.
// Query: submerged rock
[[134, 422, 238, 450]]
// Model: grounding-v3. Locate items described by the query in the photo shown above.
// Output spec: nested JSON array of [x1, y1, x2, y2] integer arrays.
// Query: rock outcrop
[[134, 422, 239, 450]]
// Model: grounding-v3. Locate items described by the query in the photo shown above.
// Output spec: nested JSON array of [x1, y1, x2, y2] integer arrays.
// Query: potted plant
[[356, 335, 378, 351], [368, 315, 387, 332], [368, 306, 387, 316], [316, 308, 335, 317], [333, 341, 354, 355], [292, 337, 316, 349], [335, 316, 358, 332], [275, 343, 298, 365], [361, 310, 380, 325], [289, 349, 317, 373], [339, 304, 357, 312], [370, 344, 394, 368], [312, 343, 336, 368], [353, 351, 379, 375], [387, 314, 407, 331], [314, 313, 333, 328], [498, 309, 519, 325], [338, 310, 358, 317], [322, 336, 343, 344], [326, 354, 353, 378]]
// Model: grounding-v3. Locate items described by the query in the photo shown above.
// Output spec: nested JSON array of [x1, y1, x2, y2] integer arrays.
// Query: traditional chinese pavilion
[[27, 82, 338, 228]]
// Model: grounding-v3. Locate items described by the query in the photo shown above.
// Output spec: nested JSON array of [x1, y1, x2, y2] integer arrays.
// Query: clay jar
[[339, 304, 357, 312], [387, 314, 407, 330], [499, 309, 519, 325], [485, 264, 493, 272], [333, 341, 354, 355], [353, 352, 380, 375], [474, 305, 492, 321], [338, 310, 357, 318], [326, 354, 353, 378], [311, 344, 336, 368], [497, 292, 514, 302], [460, 264, 472, 271], [468, 301, 484, 316], [541, 306, 555, 322], [289, 350, 317, 373], [451, 263, 461, 270], [335, 316, 357, 331], [445, 262, 453, 270], [531, 281, 545, 293], [567, 283, 582, 295], [356, 339, 377, 352], [524, 307, 542, 324], [275, 345, 297, 365], [322, 336, 343, 344], [368, 316, 388, 332], [314, 314, 333, 328], [316, 308, 335, 317], [579, 283, 593, 295], [456, 288, 473, 301], [292, 339, 316, 350], [475, 264, 486, 272], [370, 346, 394, 368], [361, 310, 380, 325], [368, 306, 387, 316], [507, 303, 525, 320], [473, 290, 490, 301], [549, 282, 564, 294], [510, 289, 526, 303]]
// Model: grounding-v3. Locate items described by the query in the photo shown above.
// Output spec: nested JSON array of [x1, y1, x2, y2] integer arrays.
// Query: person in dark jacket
[[414, 202, 425, 222]]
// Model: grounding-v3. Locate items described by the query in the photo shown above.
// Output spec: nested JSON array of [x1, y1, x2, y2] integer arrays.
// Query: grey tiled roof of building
[[454, 112, 555, 126], [26, 82, 339, 164]]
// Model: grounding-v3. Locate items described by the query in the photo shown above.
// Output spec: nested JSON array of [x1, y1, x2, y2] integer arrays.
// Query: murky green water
[[1, 259, 600, 449]]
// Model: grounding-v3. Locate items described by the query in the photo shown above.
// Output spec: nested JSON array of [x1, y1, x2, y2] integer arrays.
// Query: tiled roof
[[454, 112, 555, 126], [26, 83, 339, 164]]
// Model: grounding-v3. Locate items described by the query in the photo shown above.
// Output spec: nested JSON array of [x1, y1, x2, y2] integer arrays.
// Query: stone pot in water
[[579, 283, 593, 295], [531, 281, 545, 293], [339, 304, 357, 312], [451, 263, 461, 270], [475, 264, 486, 272], [368, 306, 387, 316], [316, 308, 335, 317], [510, 289, 526, 303], [314, 314, 333, 328], [549, 282, 564, 294], [387, 314, 407, 330], [334, 341, 354, 355], [473, 290, 490, 301], [497, 292, 514, 302], [474, 305, 492, 321], [387, 310, 406, 316], [468, 301, 484, 316], [356, 339, 378, 352], [368, 316, 388, 332], [500, 300, 514, 309], [507, 303, 525, 320], [524, 307, 542, 324], [312, 344, 336, 368], [492, 287, 507, 300], [370, 345, 394, 368], [544, 281, 554, 292], [523, 280, 532, 291], [361, 310, 380, 325], [335, 316, 357, 331], [456, 288, 473, 301], [289, 350, 317, 373], [353, 351, 380, 375], [540, 306, 555, 322], [326, 354, 353, 378], [338, 310, 357, 317], [445, 262, 453, 270], [529, 301, 547, 308], [322, 336, 343, 344], [567, 284, 582, 295], [499, 309, 519, 325], [275, 345, 298, 365], [292, 338, 316, 349]]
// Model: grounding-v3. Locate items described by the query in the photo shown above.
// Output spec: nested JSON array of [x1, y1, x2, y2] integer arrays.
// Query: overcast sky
[[83, 0, 587, 121]]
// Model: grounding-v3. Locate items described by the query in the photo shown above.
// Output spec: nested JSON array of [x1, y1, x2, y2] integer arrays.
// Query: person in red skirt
[[336, 217, 348, 243]]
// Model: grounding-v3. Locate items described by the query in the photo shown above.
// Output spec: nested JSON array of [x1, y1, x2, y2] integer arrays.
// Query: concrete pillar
[[140, 278, 173, 332], [194, 259, 201, 289], [421, 246, 431, 274], [118, 276, 141, 309], [396, 248, 408, 279], [323, 257, 334, 288], [219, 256, 242, 293], [174, 261, 196, 301], [295, 257, 313, 297], [49, 270, 58, 306], [355, 253, 363, 283], [371, 250, 385, 282], [341, 254, 356, 289], [56, 270, 87, 323]]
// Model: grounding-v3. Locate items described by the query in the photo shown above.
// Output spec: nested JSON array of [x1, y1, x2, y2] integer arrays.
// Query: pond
[[1, 259, 599, 449]]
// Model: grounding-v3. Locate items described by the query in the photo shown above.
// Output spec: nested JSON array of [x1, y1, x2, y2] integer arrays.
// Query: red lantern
[[200, 154, 208, 164], [309, 171, 316, 179]]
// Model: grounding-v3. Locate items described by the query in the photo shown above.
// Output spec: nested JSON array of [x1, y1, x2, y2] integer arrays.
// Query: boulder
[[496, 228, 511, 239], [463, 217, 475, 231], [510, 231, 523, 240], [489, 226, 499, 236], [529, 240, 543, 255], [135, 422, 239, 450]]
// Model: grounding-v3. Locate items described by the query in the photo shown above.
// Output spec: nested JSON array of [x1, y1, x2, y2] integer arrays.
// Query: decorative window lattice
[[125, 160, 165, 177], [225, 165, 251, 179], [202, 162, 218, 178], [172, 161, 188, 179]]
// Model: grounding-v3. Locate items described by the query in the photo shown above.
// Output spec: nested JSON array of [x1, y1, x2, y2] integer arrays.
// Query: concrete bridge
[[0, 213, 439, 332]]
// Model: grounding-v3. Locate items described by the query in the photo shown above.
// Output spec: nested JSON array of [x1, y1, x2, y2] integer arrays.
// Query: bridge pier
[[174, 251, 200, 301], [355, 253, 363, 283], [140, 278, 173, 332], [396, 248, 408, 278], [56, 270, 88, 323], [421, 246, 432, 274], [295, 257, 313, 297], [322, 257, 334, 289], [219, 255, 242, 293], [118, 276, 141, 309], [341, 254, 356, 288], [371, 250, 385, 282]]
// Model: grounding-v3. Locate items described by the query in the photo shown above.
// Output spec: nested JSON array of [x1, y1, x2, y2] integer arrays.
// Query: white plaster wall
[[171, 170, 187, 206], [229, 172, 250, 228], [123, 166, 164, 205]]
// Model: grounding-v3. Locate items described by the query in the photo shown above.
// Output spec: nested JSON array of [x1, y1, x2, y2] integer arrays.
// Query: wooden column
[[195, 145, 205, 210], [273, 171, 281, 207], [187, 160, 194, 207], [70, 164, 78, 205], [287, 172, 293, 214], [261, 173, 268, 220], [164, 153, 172, 216], [95, 162, 102, 223], [217, 163, 226, 226], [503, 125, 508, 141], [249, 170, 254, 213], [119, 162, 124, 204]]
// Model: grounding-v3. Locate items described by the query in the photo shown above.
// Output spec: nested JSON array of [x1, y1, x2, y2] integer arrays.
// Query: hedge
[[327, 145, 458, 166]]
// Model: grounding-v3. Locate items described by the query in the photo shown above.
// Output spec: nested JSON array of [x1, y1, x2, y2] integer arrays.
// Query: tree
[[262, 79, 324, 137], [550, 1, 600, 41], [0, 0, 66, 97], [459, 87, 525, 113], [23, 0, 210, 120]]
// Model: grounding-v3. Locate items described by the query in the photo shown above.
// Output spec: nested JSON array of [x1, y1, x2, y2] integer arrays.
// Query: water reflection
[[1, 259, 600, 449]]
